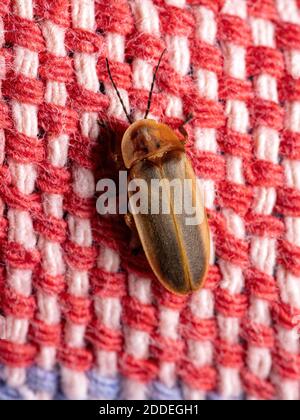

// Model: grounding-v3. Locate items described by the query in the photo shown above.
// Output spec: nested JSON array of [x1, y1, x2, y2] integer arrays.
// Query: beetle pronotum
[[105, 51, 210, 295]]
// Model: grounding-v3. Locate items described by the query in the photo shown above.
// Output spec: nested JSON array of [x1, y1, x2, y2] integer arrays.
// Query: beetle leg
[[125, 213, 142, 254], [179, 113, 193, 144], [111, 150, 123, 169], [130, 236, 142, 256], [98, 119, 107, 129], [111, 135, 124, 171], [99, 120, 124, 170], [179, 125, 189, 143], [124, 213, 135, 230]]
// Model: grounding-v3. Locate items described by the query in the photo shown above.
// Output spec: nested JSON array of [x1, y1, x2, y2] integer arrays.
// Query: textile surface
[[0, 0, 300, 401]]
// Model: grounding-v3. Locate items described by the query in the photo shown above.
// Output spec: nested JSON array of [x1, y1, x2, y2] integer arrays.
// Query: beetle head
[[121, 119, 184, 169]]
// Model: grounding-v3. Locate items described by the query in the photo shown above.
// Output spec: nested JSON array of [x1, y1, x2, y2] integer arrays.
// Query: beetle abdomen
[[128, 151, 210, 295]]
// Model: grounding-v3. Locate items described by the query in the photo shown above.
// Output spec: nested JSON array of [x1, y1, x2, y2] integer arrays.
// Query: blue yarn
[[208, 392, 245, 400], [0, 365, 22, 400], [27, 366, 58, 395], [1, 363, 243, 400], [54, 392, 67, 400], [0, 384, 22, 400], [88, 370, 121, 400], [151, 381, 183, 400]]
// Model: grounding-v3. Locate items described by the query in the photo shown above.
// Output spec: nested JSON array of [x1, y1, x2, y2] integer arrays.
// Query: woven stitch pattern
[[0, 0, 299, 400]]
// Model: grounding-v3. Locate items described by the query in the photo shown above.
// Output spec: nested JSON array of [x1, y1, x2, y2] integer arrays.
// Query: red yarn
[[6, 132, 45, 164], [185, 93, 225, 129], [277, 186, 300, 217], [123, 296, 157, 333], [273, 302, 300, 330], [187, 0, 223, 14], [215, 339, 244, 369], [247, 0, 279, 21], [91, 268, 126, 298], [0, 180, 41, 214], [39, 103, 78, 136], [0, 267, 5, 308], [215, 232, 249, 268], [252, 98, 284, 131], [246, 160, 284, 188], [34, 214, 67, 243], [30, 319, 61, 347], [98, 59, 132, 90], [122, 249, 154, 281], [181, 310, 217, 342], [280, 75, 300, 101], [246, 267, 278, 302], [218, 129, 253, 159], [129, 89, 166, 118], [151, 335, 184, 363], [219, 76, 253, 102], [153, 284, 187, 310], [205, 265, 222, 290], [159, 6, 195, 37], [61, 292, 91, 325], [126, 33, 165, 63], [86, 320, 123, 353], [68, 83, 109, 113], [34, 270, 65, 296], [156, 63, 189, 97], [0, 0, 10, 16], [58, 346, 93, 372], [4, 14, 45, 51], [190, 40, 223, 75], [39, 53, 74, 83], [277, 22, 300, 50], [0, 341, 37, 368], [280, 131, 300, 160], [218, 14, 252, 46], [120, 354, 158, 383], [242, 370, 275, 400], [218, 181, 253, 216], [215, 288, 248, 318], [69, 134, 99, 171], [4, 242, 40, 270], [96, 0, 134, 36], [3, 72, 44, 105], [66, 28, 106, 54], [242, 320, 275, 348], [278, 239, 300, 276], [0, 217, 7, 244], [191, 151, 225, 181], [247, 46, 284, 79], [180, 362, 217, 391], [245, 213, 285, 238], [64, 240, 97, 271], [35, 0, 70, 27], [2, 287, 36, 319], [65, 192, 96, 219], [0, 101, 12, 130], [38, 163, 71, 194], [274, 347, 300, 381]]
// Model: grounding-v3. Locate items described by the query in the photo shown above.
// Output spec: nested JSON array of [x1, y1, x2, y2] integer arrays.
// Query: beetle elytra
[[105, 52, 210, 295]]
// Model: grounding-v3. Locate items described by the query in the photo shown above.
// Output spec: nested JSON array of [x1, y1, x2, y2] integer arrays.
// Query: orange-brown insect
[[105, 51, 210, 295]]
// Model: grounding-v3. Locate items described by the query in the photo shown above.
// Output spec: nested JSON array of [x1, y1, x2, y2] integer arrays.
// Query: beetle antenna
[[106, 58, 133, 124], [144, 49, 167, 120]]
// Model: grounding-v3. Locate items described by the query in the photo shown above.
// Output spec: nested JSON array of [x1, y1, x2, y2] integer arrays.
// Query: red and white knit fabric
[[0, 0, 300, 401]]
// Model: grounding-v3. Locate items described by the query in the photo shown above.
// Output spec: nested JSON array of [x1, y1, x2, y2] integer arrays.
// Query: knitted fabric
[[0, 0, 300, 401]]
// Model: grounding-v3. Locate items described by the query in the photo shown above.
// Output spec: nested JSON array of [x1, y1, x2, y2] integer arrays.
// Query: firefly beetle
[[105, 51, 210, 295]]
